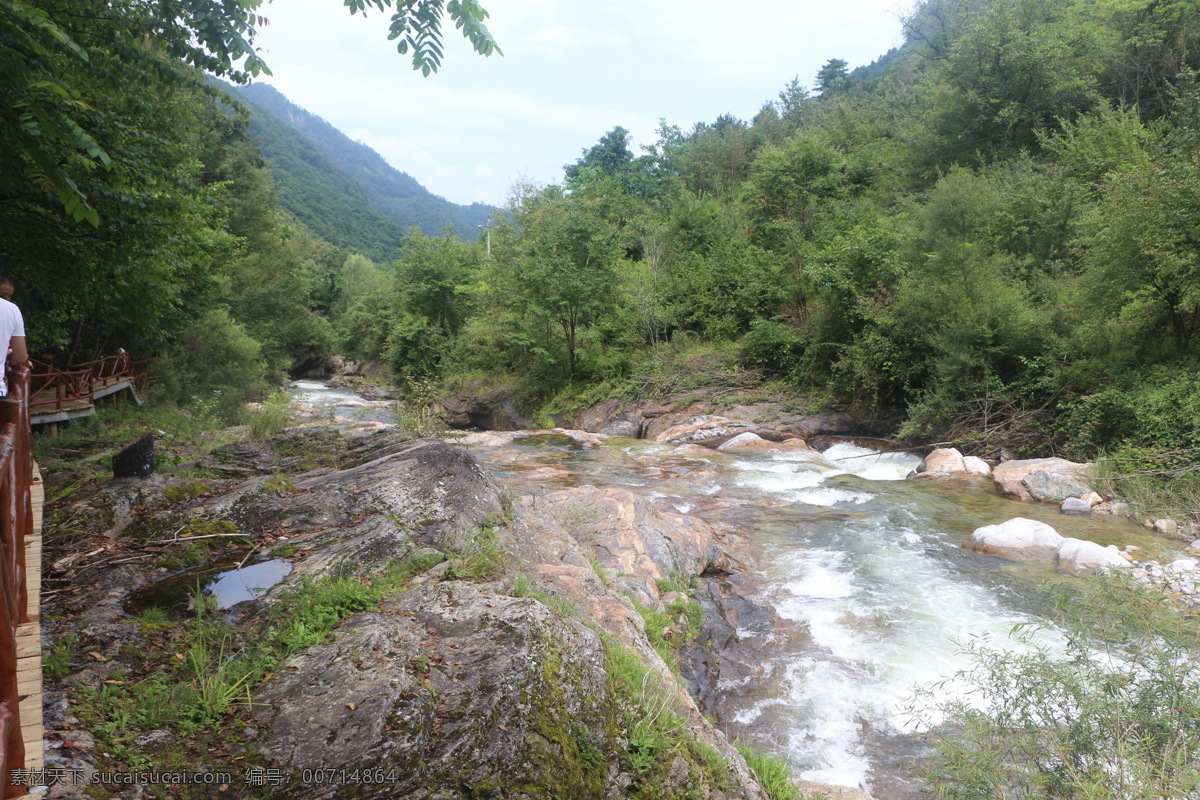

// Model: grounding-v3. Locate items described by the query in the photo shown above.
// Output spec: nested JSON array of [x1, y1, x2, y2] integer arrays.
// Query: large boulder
[[964, 517, 1132, 576], [435, 391, 532, 430], [1056, 538, 1130, 576], [254, 586, 621, 798], [916, 448, 966, 477], [557, 398, 649, 437], [1024, 470, 1092, 504], [963, 518, 1064, 561], [529, 486, 733, 596], [912, 448, 992, 480], [717, 432, 811, 453], [963, 456, 993, 476], [204, 434, 504, 554], [992, 458, 1095, 503]]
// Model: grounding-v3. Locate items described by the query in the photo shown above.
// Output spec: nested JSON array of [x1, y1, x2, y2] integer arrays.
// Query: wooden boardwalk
[[17, 464, 42, 773], [30, 355, 145, 431]]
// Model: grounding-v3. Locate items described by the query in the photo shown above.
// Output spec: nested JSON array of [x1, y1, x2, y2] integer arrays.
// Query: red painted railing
[[30, 353, 139, 415], [0, 364, 32, 798]]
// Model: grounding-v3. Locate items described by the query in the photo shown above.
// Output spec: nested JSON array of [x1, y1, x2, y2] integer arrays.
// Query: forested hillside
[[331, 0, 1198, 514], [229, 83, 494, 254], [222, 82, 409, 263], [3, 0, 1198, 516]]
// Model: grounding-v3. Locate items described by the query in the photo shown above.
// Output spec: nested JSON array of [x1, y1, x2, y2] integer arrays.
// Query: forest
[[3, 0, 1199, 512]]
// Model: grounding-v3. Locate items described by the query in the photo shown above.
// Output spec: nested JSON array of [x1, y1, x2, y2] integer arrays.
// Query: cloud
[[252, 0, 905, 205]]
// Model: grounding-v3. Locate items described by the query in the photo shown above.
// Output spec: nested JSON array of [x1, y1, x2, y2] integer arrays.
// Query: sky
[[253, 0, 909, 207]]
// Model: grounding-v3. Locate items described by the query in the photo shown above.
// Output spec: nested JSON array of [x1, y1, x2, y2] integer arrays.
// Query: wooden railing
[[28, 367, 92, 415], [30, 353, 139, 415], [0, 364, 32, 797]]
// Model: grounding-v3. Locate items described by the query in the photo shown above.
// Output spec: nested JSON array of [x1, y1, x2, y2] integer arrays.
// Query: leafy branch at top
[[346, 0, 502, 76]]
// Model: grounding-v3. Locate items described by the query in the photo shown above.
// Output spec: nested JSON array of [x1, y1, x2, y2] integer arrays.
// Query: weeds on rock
[[736, 745, 807, 800], [66, 552, 446, 792], [444, 521, 506, 581], [631, 594, 702, 673], [261, 473, 297, 495], [43, 634, 79, 681], [604, 636, 741, 795], [162, 479, 211, 503], [606, 639, 685, 778], [248, 391, 296, 439]]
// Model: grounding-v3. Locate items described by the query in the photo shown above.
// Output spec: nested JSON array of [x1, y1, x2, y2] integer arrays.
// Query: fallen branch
[[236, 542, 261, 570], [148, 532, 249, 545]]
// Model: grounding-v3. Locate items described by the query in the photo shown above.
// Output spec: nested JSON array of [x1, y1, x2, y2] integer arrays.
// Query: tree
[[1, 0, 500, 224], [511, 191, 620, 379], [565, 127, 634, 184], [777, 76, 811, 122], [396, 230, 478, 338], [815, 58, 850, 94], [925, 0, 1105, 158]]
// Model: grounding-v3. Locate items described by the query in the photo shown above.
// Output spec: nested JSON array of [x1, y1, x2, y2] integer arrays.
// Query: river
[[290, 381, 1179, 796]]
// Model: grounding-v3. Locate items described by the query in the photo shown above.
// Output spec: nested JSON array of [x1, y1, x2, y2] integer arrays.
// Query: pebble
[[1130, 559, 1200, 610]]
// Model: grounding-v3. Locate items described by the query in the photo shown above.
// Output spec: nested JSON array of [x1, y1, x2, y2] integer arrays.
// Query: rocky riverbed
[[38, 421, 781, 800], [36, 383, 1198, 800]]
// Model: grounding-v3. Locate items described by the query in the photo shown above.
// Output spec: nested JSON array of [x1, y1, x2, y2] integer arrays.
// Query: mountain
[[224, 82, 494, 262]]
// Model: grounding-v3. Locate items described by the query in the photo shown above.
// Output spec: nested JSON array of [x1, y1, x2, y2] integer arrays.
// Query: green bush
[[248, 390, 296, 439], [152, 307, 267, 422], [386, 314, 446, 381], [913, 575, 1200, 799], [740, 319, 804, 375]]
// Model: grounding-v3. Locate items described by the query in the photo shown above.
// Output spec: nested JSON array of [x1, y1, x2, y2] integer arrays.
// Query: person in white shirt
[[0, 277, 28, 398]]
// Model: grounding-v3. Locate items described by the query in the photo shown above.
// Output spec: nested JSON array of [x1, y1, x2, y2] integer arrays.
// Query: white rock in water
[[1056, 538, 1130, 576], [1168, 559, 1198, 573], [918, 448, 966, 476], [964, 518, 1064, 562], [717, 432, 811, 453]]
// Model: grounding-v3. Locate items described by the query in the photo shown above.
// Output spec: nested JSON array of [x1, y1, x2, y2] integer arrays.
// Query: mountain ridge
[[225, 82, 494, 261]]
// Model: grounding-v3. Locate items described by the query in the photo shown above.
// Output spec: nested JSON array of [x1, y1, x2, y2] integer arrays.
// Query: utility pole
[[477, 221, 494, 257]]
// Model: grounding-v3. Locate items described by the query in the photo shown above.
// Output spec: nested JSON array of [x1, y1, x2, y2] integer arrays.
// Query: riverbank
[[33, 384, 1198, 799], [35, 407, 801, 799]]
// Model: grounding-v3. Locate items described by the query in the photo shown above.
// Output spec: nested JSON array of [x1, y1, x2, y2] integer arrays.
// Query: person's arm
[[8, 336, 27, 367]]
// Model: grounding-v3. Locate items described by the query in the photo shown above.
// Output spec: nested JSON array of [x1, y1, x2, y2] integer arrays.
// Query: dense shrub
[[914, 575, 1200, 799]]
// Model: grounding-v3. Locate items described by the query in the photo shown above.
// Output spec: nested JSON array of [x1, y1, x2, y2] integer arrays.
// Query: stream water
[[468, 435, 1179, 797], [292, 382, 1181, 796], [289, 379, 397, 423]]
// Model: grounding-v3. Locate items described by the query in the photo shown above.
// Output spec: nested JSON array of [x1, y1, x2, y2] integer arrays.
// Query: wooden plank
[[13, 639, 37, 662], [20, 462, 43, 771], [20, 725, 42, 773], [31, 398, 92, 413]]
